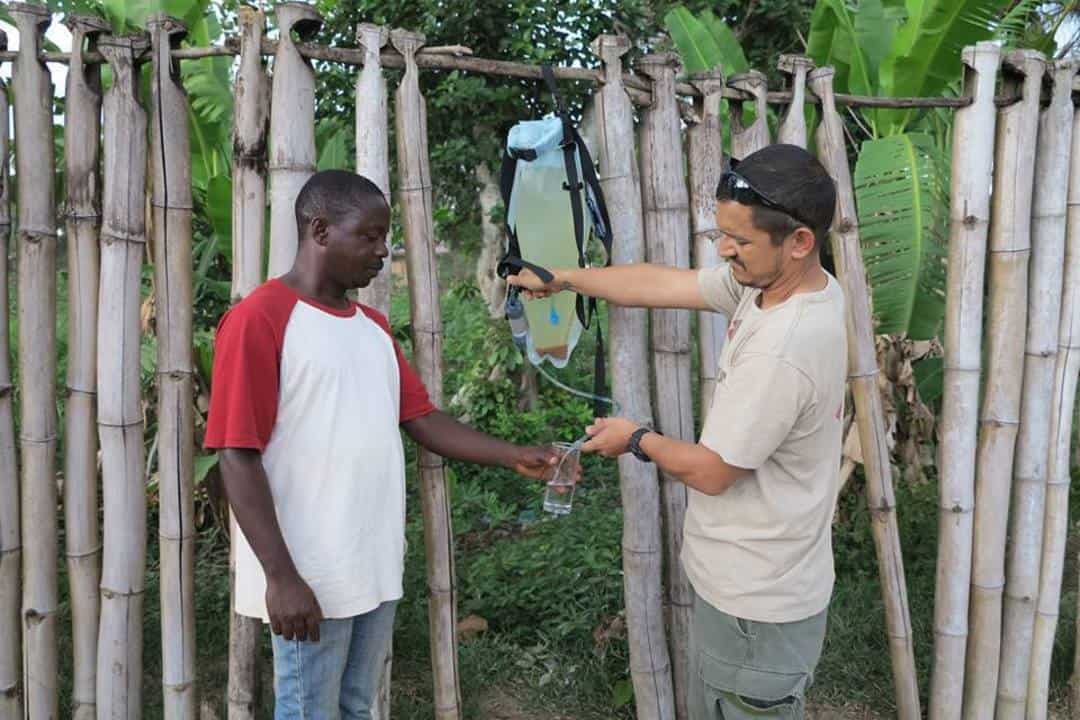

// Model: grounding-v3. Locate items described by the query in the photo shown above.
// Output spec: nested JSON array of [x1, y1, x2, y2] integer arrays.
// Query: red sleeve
[[204, 290, 292, 452], [359, 305, 438, 423]]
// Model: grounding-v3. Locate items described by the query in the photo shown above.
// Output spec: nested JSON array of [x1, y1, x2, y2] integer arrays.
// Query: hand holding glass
[[543, 441, 581, 515]]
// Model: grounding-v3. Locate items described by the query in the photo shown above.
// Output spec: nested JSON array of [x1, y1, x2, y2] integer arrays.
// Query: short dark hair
[[295, 170, 388, 238], [717, 144, 836, 247]]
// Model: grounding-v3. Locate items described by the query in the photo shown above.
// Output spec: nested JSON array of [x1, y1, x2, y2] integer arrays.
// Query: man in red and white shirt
[[205, 170, 562, 719]]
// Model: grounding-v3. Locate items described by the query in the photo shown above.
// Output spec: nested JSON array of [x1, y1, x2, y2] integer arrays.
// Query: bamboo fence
[[5, 6, 1080, 719]]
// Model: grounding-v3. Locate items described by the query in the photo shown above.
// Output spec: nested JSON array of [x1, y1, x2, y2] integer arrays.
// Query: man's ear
[[789, 226, 817, 260], [310, 217, 329, 246]]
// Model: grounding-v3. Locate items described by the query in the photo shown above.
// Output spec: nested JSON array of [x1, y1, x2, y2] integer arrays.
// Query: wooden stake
[[97, 32, 150, 720], [149, 14, 199, 720], [638, 51, 693, 720], [728, 70, 770, 159], [10, 5, 58, 717], [268, 2, 321, 277], [590, 34, 675, 720], [228, 11, 268, 715], [392, 28, 461, 720], [355, 23, 392, 317], [230, 5, 268, 303], [963, 49, 1045, 720], [809, 66, 921, 720], [0, 26, 20, 720], [686, 70, 727, 416], [926, 42, 1002, 720], [776, 55, 815, 147], [63, 14, 110, 720]]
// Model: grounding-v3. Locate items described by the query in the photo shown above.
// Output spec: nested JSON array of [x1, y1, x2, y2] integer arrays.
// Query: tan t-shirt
[[684, 263, 847, 623]]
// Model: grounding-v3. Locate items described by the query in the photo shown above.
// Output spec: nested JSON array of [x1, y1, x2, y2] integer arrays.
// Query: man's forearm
[[639, 432, 747, 496], [219, 448, 300, 581], [402, 410, 518, 467], [553, 264, 707, 310]]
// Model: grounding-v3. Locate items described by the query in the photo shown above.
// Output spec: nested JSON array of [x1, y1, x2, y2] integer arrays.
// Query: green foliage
[[853, 133, 949, 339]]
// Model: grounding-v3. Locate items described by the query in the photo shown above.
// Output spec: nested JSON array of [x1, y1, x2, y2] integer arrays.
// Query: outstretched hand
[[512, 444, 579, 483], [506, 268, 561, 299], [581, 417, 637, 458]]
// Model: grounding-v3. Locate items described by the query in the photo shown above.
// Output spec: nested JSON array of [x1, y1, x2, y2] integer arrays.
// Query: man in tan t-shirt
[[509, 143, 846, 719]]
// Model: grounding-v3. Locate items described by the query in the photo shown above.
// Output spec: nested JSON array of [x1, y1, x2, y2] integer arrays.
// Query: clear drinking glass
[[543, 441, 580, 515]]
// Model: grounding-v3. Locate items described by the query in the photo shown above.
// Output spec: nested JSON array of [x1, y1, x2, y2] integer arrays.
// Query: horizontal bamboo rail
[[0, 41, 1059, 108]]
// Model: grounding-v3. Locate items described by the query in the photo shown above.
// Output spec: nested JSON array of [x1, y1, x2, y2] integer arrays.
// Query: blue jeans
[[272, 600, 398, 720]]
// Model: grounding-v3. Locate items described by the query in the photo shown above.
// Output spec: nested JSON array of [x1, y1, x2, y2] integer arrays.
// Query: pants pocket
[[699, 649, 807, 719]]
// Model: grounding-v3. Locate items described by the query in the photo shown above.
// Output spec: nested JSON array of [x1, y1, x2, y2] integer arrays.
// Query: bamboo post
[[962, 49, 1044, 720], [355, 23, 392, 317], [149, 14, 198, 719], [590, 34, 675, 720], [268, 2, 321, 277], [1029, 68, 1080, 720], [728, 70, 769, 159], [63, 14, 110, 720], [392, 28, 461, 720], [926, 42, 1002, 720], [776, 55, 814, 147], [228, 10, 268, 716], [809, 66, 921, 720], [11, 5, 59, 717], [231, 5, 268, 303], [1012, 58, 1078, 720], [638, 51, 693, 720], [0, 27, 20, 720], [97, 32, 150, 720], [686, 69, 727, 418]]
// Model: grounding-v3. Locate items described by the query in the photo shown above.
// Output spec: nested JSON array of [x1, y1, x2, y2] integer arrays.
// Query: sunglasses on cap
[[717, 169, 814, 230]]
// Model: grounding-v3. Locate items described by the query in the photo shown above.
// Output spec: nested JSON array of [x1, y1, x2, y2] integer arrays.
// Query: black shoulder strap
[[496, 146, 555, 284], [542, 65, 586, 271]]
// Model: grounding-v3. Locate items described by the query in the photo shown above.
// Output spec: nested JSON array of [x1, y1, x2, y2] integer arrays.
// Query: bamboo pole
[[63, 14, 110, 720], [392, 29, 461, 720], [776, 55, 814, 147], [686, 69, 727, 421], [728, 70, 770, 159], [590, 34, 675, 720], [356, 24, 394, 718], [355, 23, 392, 317], [1029, 62, 1080, 720], [149, 14, 198, 719], [962, 49, 1045, 720], [228, 9, 267, 719], [809, 66, 921, 720], [268, 2, 321, 277], [638, 51, 693, 720], [230, 5, 268, 303], [926, 41, 1002, 720], [10, 5, 59, 717], [97, 32, 150, 720], [0, 27, 20, 720], [997, 58, 1076, 720]]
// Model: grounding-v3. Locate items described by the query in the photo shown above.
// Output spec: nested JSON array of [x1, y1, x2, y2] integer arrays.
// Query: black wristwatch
[[627, 426, 660, 463]]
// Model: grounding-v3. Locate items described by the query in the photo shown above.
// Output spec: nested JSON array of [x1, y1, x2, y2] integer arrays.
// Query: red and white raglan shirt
[[204, 278, 436, 621]]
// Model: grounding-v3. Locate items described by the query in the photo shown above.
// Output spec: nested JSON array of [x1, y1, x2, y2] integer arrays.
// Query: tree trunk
[[0, 26, 20, 720], [268, 2, 321, 277], [810, 66, 921, 720], [638, 51, 693, 720], [392, 28, 462, 720], [590, 34, 675, 720], [355, 23, 392, 318], [927, 42, 1002, 720], [776, 55, 814, 148], [474, 160, 506, 319], [63, 15, 110, 720], [962, 49, 1044, 720], [97, 33, 150, 720], [11, 5, 58, 717], [728, 70, 769, 159], [150, 14, 199, 719]]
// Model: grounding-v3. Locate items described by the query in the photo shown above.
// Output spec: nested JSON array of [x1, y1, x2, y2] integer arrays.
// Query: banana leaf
[[877, 0, 1011, 134], [698, 9, 749, 76], [663, 6, 724, 76], [854, 132, 948, 339]]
